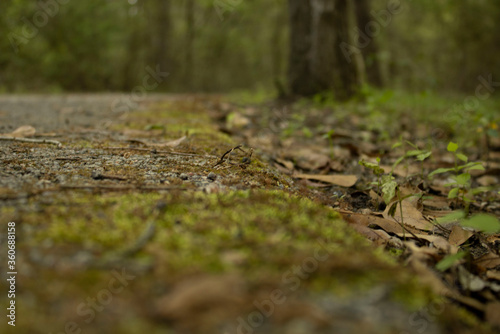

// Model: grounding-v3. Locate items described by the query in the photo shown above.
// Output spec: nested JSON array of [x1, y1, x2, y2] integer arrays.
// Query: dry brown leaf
[[380, 164, 421, 177], [2, 125, 36, 138], [383, 200, 434, 231], [448, 225, 473, 246], [341, 212, 418, 235], [350, 224, 390, 242], [274, 157, 294, 170], [422, 196, 451, 210], [485, 302, 500, 328], [329, 159, 345, 172], [477, 175, 498, 187], [284, 147, 330, 170], [458, 266, 487, 292], [294, 174, 357, 187], [486, 270, 500, 281], [163, 136, 187, 148], [399, 234, 457, 253], [475, 252, 500, 270], [155, 274, 246, 322]]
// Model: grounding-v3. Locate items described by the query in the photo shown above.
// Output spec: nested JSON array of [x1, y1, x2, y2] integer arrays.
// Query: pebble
[[207, 172, 217, 181]]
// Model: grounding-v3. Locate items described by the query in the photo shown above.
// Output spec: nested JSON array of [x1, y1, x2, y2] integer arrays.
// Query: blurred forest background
[[1, 0, 499, 96]]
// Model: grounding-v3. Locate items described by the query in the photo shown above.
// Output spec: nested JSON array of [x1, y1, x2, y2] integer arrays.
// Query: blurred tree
[[353, 0, 382, 87], [184, 0, 195, 90], [288, 0, 359, 99], [146, 0, 172, 89], [332, 0, 359, 99]]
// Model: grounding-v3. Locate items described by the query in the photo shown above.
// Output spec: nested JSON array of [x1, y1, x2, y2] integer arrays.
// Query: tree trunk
[[353, 0, 383, 87], [288, 0, 359, 99], [148, 0, 171, 88], [288, 0, 316, 96], [184, 0, 194, 90], [333, 0, 359, 99]]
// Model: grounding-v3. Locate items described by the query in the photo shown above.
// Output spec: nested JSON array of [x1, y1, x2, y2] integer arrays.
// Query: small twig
[[60, 184, 186, 191], [91, 172, 128, 181], [55, 157, 81, 161], [213, 144, 246, 167], [0, 136, 62, 148], [103, 146, 215, 158]]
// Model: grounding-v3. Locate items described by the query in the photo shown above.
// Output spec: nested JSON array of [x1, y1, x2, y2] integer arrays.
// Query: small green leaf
[[471, 186, 491, 195], [447, 142, 459, 152], [359, 159, 384, 176], [456, 153, 468, 162], [448, 187, 459, 199], [391, 156, 405, 171], [405, 141, 419, 149], [381, 181, 397, 204], [457, 162, 484, 171], [428, 167, 454, 178], [464, 164, 485, 172], [455, 173, 471, 186], [436, 251, 467, 271], [436, 210, 465, 224], [391, 142, 402, 149], [416, 151, 432, 161], [461, 214, 500, 234]]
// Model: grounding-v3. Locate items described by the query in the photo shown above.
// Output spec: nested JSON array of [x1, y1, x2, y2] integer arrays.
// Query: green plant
[[391, 138, 432, 179], [359, 158, 398, 206], [322, 129, 335, 160], [428, 142, 487, 214], [434, 212, 500, 271]]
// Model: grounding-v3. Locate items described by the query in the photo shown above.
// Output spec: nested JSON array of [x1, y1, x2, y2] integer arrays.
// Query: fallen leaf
[[486, 270, 500, 281], [383, 200, 434, 231], [155, 274, 246, 325], [381, 164, 421, 177], [485, 302, 500, 328], [475, 252, 500, 270], [477, 175, 498, 187], [397, 234, 457, 253], [284, 147, 330, 170], [448, 225, 473, 246], [422, 196, 451, 210], [274, 157, 294, 170], [350, 224, 390, 242], [458, 266, 486, 292], [294, 174, 357, 187], [163, 136, 187, 148], [340, 212, 419, 235], [1, 125, 36, 138]]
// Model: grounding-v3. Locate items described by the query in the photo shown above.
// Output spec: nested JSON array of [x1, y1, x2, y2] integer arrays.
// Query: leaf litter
[[0, 94, 499, 333]]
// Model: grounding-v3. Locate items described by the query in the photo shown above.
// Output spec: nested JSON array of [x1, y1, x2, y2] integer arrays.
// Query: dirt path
[[0, 94, 495, 334]]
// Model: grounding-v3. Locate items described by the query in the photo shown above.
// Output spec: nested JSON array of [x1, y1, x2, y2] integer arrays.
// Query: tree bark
[[288, 0, 316, 96], [353, 0, 383, 87], [333, 0, 358, 99], [288, 0, 359, 99], [148, 0, 171, 87], [184, 0, 194, 90]]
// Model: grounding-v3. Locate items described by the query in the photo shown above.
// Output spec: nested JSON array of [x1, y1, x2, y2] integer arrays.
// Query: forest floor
[[0, 93, 499, 334]]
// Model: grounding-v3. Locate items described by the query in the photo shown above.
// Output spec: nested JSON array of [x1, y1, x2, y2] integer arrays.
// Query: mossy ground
[[0, 96, 494, 333]]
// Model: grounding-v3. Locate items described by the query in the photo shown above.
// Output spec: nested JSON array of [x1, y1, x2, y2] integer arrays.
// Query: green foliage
[[436, 251, 467, 272], [359, 158, 398, 205], [391, 139, 432, 179], [429, 142, 487, 214], [1, 0, 499, 93], [461, 214, 500, 234], [359, 158, 384, 176]]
